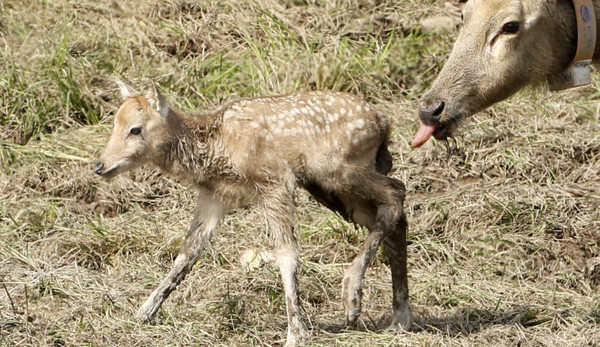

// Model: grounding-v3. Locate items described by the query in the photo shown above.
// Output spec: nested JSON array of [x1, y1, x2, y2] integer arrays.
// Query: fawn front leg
[[137, 190, 225, 321], [262, 187, 307, 347]]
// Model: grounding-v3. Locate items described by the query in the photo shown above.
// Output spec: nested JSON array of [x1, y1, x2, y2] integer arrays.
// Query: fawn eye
[[130, 127, 142, 135], [502, 21, 520, 34]]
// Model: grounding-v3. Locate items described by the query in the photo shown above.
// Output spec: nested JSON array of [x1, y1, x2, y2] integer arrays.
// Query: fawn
[[94, 80, 412, 346]]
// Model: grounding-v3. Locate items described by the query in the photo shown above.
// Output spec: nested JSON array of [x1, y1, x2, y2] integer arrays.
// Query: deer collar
[[548, 0, 596, 91]]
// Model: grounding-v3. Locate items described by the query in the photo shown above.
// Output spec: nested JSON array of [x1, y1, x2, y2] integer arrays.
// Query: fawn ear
[[116, 79, 138, 100], [146, 81, 170, 118]]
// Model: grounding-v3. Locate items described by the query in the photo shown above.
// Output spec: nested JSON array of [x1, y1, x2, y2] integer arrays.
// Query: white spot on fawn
[[224, 110, 237, 120]]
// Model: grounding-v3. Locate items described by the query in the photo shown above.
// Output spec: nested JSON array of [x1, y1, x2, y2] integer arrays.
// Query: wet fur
[[96, 86, 412, 347]]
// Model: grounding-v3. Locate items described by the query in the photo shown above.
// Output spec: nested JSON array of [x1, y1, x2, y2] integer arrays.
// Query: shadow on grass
[[411, 306, 551, 336], [311, 305, 550, 337]]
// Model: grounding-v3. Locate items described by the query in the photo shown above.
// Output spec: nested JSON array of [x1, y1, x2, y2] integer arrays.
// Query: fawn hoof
[[385, 305, 412, 332], [136, 306, 156, 323], [342, 276, 363, 327], [136, 312, 152, 323], [284, 329, 307, 347], [284, 336, 305, 347], [345, 309, 361, 327]]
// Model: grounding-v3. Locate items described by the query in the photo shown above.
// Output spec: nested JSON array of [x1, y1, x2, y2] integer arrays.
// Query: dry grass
[[1, 0, 599, 346]]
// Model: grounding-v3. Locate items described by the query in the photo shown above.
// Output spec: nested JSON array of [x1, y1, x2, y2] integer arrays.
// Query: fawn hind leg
[[302, 178, 378, 325], [382, 178, 412, 331], [340, 200, 381, 326], [137, 190, 225, 321], [326, 167, 411, 329]]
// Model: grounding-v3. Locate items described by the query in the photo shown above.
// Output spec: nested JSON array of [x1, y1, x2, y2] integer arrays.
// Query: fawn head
[[95, 80, 171, 178]]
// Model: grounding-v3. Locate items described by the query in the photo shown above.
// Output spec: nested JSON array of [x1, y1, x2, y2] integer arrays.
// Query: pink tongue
[[411, 124, 437, 148]]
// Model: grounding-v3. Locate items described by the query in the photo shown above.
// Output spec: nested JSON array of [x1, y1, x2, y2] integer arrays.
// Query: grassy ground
[[1, 0, 599, 346]]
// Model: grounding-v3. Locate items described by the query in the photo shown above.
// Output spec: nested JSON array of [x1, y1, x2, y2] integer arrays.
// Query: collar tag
[[548, 0, 596, 91], [548, 59, 592, 91]]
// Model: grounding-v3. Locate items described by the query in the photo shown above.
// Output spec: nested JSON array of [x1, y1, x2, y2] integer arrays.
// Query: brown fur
[[418, 0, 600, 139], [95, 82, 412, 346]]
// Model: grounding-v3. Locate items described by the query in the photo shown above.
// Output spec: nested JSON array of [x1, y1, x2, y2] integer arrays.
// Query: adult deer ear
[[146, 81, 170, 118], [116, 79, 138, 100]]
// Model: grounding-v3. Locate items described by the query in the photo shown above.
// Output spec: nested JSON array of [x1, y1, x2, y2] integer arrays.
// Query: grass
[[1, 0, 599, 346]]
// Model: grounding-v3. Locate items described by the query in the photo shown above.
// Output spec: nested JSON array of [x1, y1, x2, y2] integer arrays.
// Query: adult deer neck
[[549, 0, 597, 91]]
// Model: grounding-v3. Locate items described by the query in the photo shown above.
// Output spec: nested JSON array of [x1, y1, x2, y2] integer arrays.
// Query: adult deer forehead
[[115, 95, 152, 127], [465, 0, 523, 21]]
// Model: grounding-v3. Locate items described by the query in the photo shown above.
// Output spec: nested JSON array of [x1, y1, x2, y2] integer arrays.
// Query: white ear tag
[[548, 59, 592, 91]]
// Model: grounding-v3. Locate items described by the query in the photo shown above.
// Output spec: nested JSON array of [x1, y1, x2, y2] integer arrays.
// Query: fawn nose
[[419, 100, 445, 124], [94, 161, 104, 175]]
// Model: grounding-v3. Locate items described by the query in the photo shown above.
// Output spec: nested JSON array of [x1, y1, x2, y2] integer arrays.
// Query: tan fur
[[418, 0, 600, 139], [95, 82, 411, 346]]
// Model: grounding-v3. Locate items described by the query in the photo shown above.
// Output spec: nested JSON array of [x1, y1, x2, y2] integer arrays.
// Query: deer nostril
[[432, 101, 445, 119], [94, 162, 104, 175], [419, 100, 445, 123]]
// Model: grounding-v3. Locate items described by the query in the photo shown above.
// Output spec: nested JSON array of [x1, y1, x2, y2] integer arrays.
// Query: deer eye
[[502, 21, 520, 34], [130, 127, 142, 135]]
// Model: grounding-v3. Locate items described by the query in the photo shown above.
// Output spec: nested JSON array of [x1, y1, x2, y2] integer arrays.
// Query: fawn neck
[[156, 108, 235, 185]]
